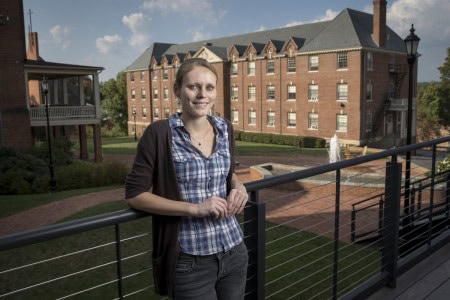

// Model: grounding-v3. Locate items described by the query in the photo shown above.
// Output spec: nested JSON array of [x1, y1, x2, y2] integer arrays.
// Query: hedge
[[234, 131, 326, 148]]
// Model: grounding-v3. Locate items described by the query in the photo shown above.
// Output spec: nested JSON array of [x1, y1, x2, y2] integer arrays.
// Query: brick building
[[1, 0, 104, 161], [125, 0, 417, 147]]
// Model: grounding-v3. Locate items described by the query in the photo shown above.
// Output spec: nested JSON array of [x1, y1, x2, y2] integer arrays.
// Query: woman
[[125, 58, 249, 299]]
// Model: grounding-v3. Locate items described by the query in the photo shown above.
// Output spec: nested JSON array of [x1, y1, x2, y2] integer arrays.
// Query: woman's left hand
[[227, 187, 248, 216]]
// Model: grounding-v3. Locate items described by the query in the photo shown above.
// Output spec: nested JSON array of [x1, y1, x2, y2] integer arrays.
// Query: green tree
[[416, 47, 450, 140], [100, 71, 128, 134]]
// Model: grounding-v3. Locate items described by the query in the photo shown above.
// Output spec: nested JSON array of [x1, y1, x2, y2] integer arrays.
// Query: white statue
[[329, 134, 340, 163]]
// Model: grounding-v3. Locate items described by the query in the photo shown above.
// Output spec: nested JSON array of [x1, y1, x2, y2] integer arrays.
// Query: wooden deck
[[368, 242, 450, 300]]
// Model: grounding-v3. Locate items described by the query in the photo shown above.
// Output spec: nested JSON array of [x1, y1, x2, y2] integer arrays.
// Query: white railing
[[29, 105, 97, 121]]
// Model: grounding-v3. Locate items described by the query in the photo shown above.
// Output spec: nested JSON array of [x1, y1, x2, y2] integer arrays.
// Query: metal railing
[[29, 105, 97, 121], [1, 136, 449, 299]]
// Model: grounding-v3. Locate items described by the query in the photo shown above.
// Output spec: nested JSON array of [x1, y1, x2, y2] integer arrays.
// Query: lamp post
[[132, 109, 137, 141], [42, 77, 57, 193], [403, 24, 420, 226]]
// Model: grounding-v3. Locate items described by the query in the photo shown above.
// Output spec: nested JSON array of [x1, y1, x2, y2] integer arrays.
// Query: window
[[163, 69, 168, 80], [388, 81, 396, 99], [248, 61, 255, 75], [164, 108, 170, 118], [231, 87, 239, 100], [232, 110, 239, 124], [152, 70, 157, 80], [154, 107, 159, 118], [366, 52, 373, 70], [389, 55, 396, 72], [337, 52, 348, 69], [131, 88, 136, 100], [153, 88, 158, 99], [366, 111, 372, 132], [366, 82, 373, 100], [130, 72, 135, 82], [266, 85, 275, 100], [308, 113, 318, 129], [337, 83, 348, 101], [248, 86, 256, 100], [287, 57, 296, 73], [287, 112, 296, 127], [267, 111, 275, 126], [309, 55, 319, 71], [287, 85, 296, 100], [132, 107, 137, 116], [308, 84, 318, 101], [248, 111, 256, 125], [141, 88, 146, 100], [140, 71, 145, 81], [142, 107, 147, 118], [231, 63, 238, 76], [266, 60, 275, 74], [336, 114, 347, 132], [163, 87, 169, 100]]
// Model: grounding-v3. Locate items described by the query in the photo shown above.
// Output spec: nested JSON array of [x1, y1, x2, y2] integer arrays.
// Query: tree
[[100, 72, 128, 134], [416, 47, 450, 140]]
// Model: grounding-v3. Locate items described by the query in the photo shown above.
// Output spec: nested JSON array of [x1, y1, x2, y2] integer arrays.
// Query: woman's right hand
[[196, 196, 228, 219]]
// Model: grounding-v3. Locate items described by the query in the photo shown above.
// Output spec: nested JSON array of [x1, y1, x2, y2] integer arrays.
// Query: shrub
[[234, 131, 325, 148]]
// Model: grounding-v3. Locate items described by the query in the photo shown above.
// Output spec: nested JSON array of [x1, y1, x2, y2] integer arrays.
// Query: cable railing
[[0, 136, 449, 299]]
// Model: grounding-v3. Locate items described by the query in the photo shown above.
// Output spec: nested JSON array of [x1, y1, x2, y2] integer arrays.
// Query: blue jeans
[[173, 241, 248, 300]]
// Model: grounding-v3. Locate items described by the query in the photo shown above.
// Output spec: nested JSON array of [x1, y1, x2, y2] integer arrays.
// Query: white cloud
[[388, 0, 450, 45], [122, 12, 151, 48], [142, 0, 226, 25], [285, 9, 338, 27], [187, 28, 211, 42], [96, 34, 122, 54], [49, 25, 71, 49]]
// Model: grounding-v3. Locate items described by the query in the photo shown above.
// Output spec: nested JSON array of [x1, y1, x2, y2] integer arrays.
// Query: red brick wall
[[0, 0, 32, 150]]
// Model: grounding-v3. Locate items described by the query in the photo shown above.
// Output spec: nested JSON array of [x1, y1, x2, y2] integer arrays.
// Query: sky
[[22, 0, 450, 83]]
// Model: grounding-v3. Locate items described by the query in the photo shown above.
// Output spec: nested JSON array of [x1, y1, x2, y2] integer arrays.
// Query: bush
[[235, 131, 325, 148]]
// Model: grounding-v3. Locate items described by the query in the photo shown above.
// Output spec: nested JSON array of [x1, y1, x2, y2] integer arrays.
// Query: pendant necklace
[[191, 135, 203, 146]]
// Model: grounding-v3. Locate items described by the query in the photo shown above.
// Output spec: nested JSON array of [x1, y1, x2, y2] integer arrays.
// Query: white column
[[93, 72, 101, 118]]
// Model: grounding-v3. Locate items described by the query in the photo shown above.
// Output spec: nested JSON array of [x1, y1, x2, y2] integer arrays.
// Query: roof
[[126, 8, 406, 71]]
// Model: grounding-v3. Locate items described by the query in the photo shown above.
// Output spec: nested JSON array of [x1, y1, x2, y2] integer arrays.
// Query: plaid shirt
[[169, 113, 243, 255]]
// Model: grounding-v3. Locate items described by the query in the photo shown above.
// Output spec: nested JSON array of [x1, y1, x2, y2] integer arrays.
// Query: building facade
[[125, 0, 416, 147], [1, 0, 104, 162]]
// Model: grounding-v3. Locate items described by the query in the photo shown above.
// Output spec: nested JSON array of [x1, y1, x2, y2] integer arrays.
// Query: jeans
[[172, 241, 248, 300]]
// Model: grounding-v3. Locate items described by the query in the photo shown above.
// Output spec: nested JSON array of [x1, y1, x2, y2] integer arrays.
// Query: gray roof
[[126, 8, 406, 71]]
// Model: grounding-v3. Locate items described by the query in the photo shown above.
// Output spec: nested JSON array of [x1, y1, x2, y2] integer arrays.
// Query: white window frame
[[308, 84, 319, 101], [308, 112, 319, 129], [267, 111, 275, 127], [336, 114, 348, 132], [248, 110, 257, 125], [287, 112, 296, 127]]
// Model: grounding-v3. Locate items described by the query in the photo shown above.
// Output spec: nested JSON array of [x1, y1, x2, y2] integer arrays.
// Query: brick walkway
[[0, 153, 431, 237]]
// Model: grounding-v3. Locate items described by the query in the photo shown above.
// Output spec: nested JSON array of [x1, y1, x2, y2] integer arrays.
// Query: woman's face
[[175, 66, 217, 120]]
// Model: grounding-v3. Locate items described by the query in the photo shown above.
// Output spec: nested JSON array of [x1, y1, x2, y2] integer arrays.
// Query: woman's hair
[[174, 58, 218, 88]]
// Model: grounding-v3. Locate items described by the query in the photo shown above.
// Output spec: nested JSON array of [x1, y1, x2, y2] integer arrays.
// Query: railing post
[[446, 173, 450, 229], [244, 190, 265, 300], [381, 161, 402, 288]]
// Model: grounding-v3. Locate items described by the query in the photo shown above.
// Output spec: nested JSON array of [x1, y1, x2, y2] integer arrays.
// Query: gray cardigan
[[125, 118, 236, 296]]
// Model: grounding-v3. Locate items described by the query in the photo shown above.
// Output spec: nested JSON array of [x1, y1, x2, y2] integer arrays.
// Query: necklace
[[191, 136, 203, 146]]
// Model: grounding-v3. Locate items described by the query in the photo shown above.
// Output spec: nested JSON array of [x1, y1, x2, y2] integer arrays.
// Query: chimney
[[27, 31, 39, 60], [373, 0, 387, 47]]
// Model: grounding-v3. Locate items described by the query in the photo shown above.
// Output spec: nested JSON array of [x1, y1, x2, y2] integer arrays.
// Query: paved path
[[0, 152, 433, 237]]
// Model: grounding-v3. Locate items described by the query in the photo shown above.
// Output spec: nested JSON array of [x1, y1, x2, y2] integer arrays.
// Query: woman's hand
[[227, 187, 248, 216], [196, 196, 228, 219]]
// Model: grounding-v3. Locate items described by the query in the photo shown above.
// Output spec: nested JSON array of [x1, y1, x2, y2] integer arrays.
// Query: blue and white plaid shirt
[[169, 113, 243, 255]]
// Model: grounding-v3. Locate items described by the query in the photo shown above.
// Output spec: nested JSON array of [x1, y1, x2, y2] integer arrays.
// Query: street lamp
[[132, 109, 137, 141], [403, 24, 420, 225], [42, 77, 57, 193]]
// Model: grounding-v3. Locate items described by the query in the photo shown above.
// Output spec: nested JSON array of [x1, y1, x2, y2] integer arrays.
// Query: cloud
[[49, 25, 71, 49], [96, 34, 122, 54], [122, 12, 151, 48], [187, 28, 211, 42], [285, 9, 338, 27], [387, 0, 450, 46], [142, 0, 226, 25]]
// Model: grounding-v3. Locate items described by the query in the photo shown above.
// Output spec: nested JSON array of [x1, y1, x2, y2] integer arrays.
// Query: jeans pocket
[[232, 241, 249, 257], [175, 255, 195, 274]]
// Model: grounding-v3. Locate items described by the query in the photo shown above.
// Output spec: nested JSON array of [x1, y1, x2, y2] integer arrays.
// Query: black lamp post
[[132, 109, 137, 141], [42, 77, 57, 193], [403, 24, 420, 225]]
